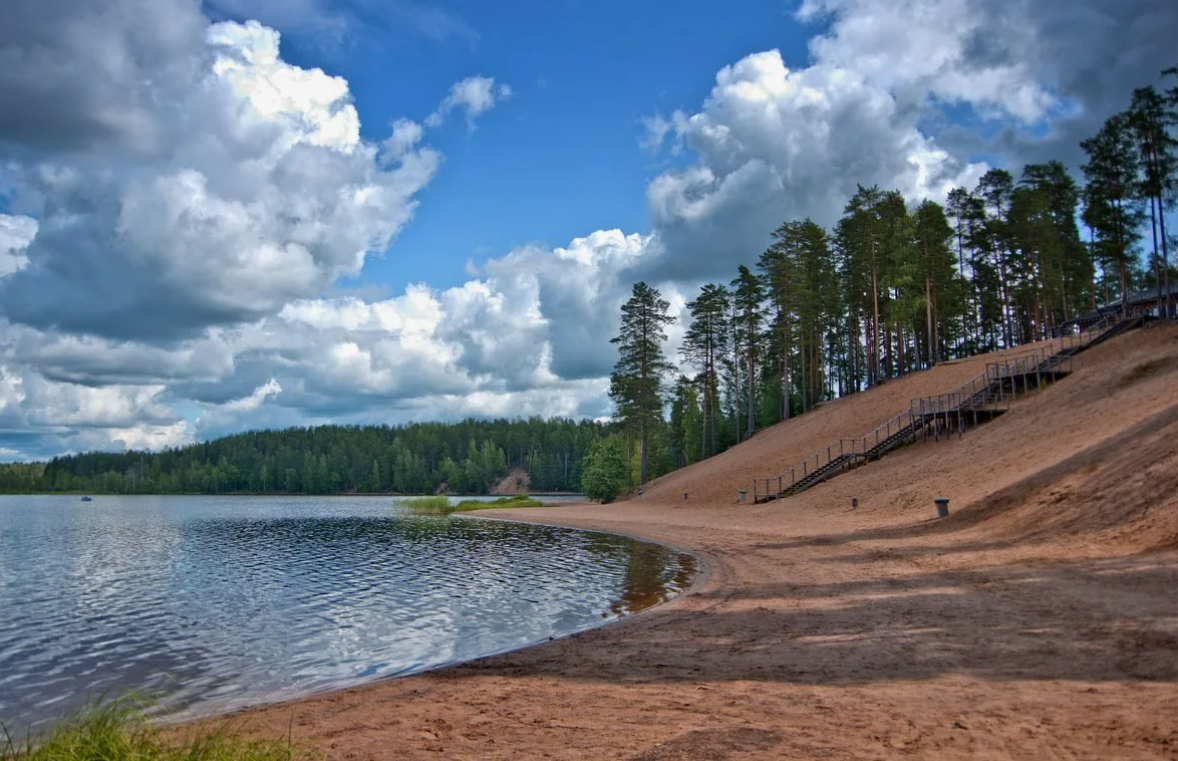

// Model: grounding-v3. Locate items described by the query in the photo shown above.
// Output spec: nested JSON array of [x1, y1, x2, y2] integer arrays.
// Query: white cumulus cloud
[[426, 76, 512, 129], [0, 3, 440, 341]]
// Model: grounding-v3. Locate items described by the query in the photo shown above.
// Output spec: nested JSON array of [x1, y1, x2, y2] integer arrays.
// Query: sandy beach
[[227, 324, 1178, 760]]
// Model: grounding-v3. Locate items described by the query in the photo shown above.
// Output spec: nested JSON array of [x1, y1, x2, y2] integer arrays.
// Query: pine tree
[[669, 375, 703, 467], [912, 200, 958, 364], [835, 186, 888, 387], [1128, 86, 1177, 317], [681, 283, 729, 459], [761, 219, 836, 412], [977, 169, 1017, 346], [1019, 162, 1091, 330], [729, 265, 766, 440], [609, 282, 675, 485], [1082, 112, 1145, 310]]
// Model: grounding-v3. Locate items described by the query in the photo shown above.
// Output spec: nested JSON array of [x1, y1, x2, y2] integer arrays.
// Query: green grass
[[453, 495, 545, 511], [398, 494, 545, 515], [395, 495, 453, 514], [1, 701, 303, 761]]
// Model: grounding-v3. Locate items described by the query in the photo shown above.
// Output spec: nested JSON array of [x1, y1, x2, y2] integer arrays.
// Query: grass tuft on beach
[[1, 701, 301, 761], [399, 494, 545, 515]]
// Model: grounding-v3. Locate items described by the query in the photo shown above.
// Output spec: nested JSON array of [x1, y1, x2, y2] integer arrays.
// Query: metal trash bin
[[934, 497, 950, 519]]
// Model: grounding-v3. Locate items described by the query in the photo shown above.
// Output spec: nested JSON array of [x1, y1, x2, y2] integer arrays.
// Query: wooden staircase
[[750, 315, 1143, 504]]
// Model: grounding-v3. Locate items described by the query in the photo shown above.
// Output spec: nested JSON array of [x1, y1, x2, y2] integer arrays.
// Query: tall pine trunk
[[925, 275, 934, 366]]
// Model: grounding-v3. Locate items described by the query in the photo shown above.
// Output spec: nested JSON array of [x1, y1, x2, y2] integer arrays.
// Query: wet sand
[[229, 325, 1178, 760]]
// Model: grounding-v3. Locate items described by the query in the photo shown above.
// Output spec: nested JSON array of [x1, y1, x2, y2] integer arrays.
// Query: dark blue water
[[0, 496, 694, 728]]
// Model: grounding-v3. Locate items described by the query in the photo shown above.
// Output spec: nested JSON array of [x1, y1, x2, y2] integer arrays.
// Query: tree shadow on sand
[[446, 551, 1178, 687]]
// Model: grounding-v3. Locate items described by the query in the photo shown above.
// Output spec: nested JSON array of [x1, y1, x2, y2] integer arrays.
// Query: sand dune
[[229, 323, 1178, 760]]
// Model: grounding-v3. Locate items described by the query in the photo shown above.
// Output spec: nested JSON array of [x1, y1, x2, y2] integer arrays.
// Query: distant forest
[[2, 66, 1176, 499], [0, 419, 607, 495]]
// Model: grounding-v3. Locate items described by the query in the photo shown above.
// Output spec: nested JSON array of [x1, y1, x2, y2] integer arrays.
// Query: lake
[[0, 495, 694, 729]]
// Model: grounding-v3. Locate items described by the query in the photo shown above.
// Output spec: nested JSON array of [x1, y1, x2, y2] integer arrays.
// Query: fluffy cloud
[[426, 76, 513, 129], [181, 230, 661, 439], [0, 3, 439, 341], [798, 0, 1055, 122], [0, 224, 660, 457], [0, 362, 192, 456], [0, 0, 206, 154], [640, 49, 987, 282]]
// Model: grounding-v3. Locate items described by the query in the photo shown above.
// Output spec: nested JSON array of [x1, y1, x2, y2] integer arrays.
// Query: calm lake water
[[0, 495, 694, 729]]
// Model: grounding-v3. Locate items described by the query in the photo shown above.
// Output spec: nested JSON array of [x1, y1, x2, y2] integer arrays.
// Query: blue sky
[[0, 0, 1174, 459], [303, 1, 820, 293]]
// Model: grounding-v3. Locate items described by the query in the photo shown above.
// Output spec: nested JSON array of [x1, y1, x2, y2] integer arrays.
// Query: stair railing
[[750, 312, 1129, 503]]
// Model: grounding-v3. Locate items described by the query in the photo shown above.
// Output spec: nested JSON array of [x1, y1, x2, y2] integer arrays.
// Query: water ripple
[[0, 496, 693, 729]]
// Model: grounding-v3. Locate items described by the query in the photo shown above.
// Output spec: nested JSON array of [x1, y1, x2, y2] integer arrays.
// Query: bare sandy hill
[[643, 324, 1178, 555], [640, 338, 1066, 505], [739, 321, 1178, 553]]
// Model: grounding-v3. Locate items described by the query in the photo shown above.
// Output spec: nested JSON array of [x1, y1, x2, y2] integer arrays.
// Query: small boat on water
[[80, 496, 93, 502]]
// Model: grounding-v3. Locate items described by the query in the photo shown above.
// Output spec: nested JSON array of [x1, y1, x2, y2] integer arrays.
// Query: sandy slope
[[228, 323, 1178, 760]]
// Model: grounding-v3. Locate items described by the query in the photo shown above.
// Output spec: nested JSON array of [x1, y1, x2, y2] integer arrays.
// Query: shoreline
[[209, 494, 1178, 760], [164, 507, 708, 727]]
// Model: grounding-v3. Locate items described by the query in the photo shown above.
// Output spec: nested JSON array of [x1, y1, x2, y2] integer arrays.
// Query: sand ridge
[[225, 323, 1178, 760]]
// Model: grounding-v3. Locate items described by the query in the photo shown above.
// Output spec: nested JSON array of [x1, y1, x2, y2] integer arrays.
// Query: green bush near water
[[1, 701, 302, 761], [399, 494, 545, 515]]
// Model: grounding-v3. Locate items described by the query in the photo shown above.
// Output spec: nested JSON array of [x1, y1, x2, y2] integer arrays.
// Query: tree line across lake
[[0, 420, 607, 496], [2, 67, 1176, 502]]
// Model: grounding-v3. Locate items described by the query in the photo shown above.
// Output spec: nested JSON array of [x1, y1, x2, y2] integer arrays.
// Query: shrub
[[581, 437, 629, 504]]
